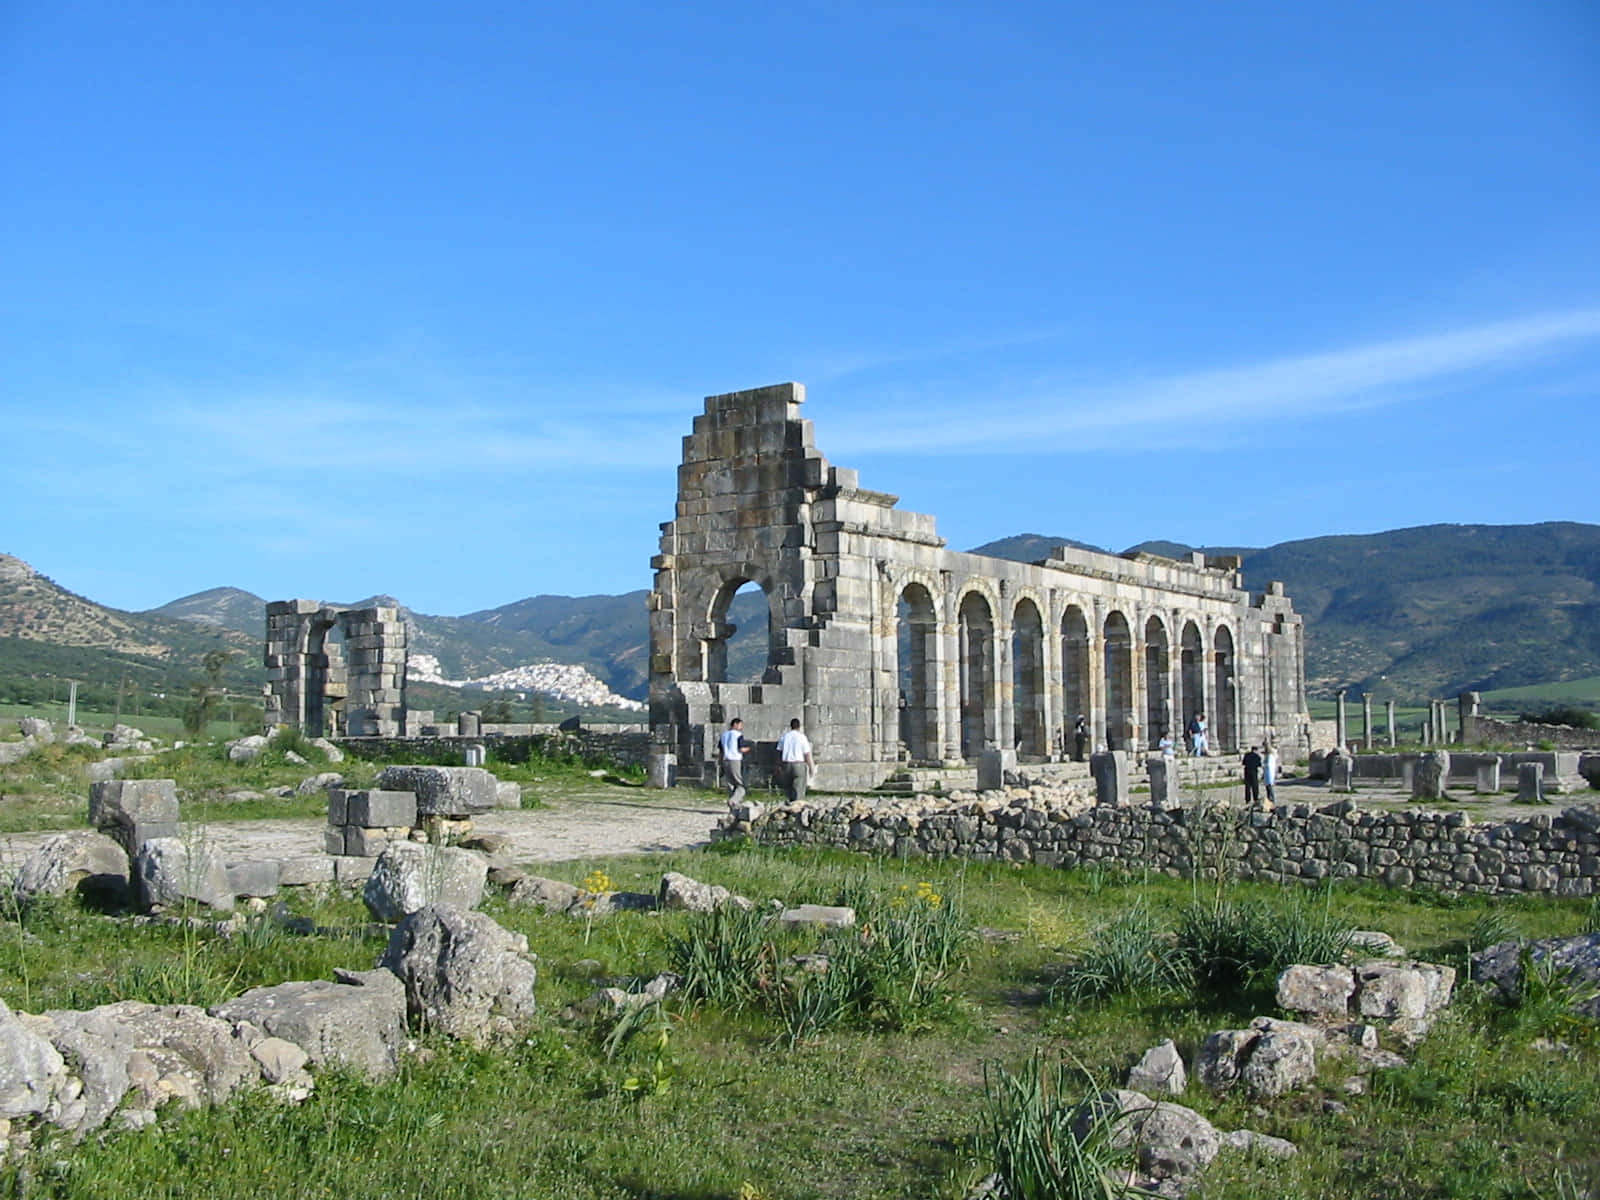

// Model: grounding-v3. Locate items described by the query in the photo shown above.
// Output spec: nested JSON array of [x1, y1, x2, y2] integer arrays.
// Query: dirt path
[[0, 795, 726, 869]]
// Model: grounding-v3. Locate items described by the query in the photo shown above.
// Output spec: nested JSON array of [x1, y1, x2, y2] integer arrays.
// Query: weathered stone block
[[88, 780, 179, 856], [374, 766, 497, 816], [345, 790, 418, 829]]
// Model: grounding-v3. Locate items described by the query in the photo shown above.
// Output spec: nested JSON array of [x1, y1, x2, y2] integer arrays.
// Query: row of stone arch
[[896, 581, 1237, 762]]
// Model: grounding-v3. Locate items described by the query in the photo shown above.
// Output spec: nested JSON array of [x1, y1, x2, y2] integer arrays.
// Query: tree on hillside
[[182, 648, 236, 738]]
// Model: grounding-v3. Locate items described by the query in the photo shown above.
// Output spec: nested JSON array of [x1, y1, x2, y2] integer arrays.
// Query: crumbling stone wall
[[724, 796, 1600, 898], [650, 383, 1310, 790], [264, 602, 406, 737]]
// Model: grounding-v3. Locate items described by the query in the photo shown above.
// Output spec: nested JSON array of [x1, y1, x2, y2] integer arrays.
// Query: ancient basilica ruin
[[649, 383, 1311, 790]]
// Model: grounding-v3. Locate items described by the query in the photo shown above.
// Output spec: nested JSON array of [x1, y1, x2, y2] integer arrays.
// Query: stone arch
[[1011, 597, 1046, 757], [1213, 623, 1237, 752], [957, 589, 996, 758], [1179, 618, 1205, 741], [1103, 609, 1134, 750], [896, 581, 940, 763], [1059, 602, 1091, 752], [704, 574, 778, 684], [1144, 613, 1170, 750]]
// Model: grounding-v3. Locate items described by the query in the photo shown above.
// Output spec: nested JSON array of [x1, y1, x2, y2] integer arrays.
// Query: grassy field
[[0, 701, 256, 743], [0, 847, 1594, 1199], [1479, 676, 1600, 709]]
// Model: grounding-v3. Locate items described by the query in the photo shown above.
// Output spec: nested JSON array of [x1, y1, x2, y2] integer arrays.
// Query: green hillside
[[982, 522, 1600, 700]]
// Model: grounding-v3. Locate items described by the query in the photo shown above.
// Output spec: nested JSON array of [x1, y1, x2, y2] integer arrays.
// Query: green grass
[[0, 701, 256, 743], [0, 849, 1596, 1198], [1479, 675, 1600, 708]]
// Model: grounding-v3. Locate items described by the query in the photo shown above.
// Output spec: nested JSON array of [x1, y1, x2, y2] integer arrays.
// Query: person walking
[[777, 717, 814, 804], [1242, 745, 1264, 808], [1157, 728, 1175, 758], [718, 717, 750, 811], [1189, 712, 1209, 757], [1073, 714, 1089, 762], [1263, 744, 1278, 806]]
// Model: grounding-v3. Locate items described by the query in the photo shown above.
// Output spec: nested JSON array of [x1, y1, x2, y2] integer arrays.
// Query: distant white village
[[405, 653, 645, 712]]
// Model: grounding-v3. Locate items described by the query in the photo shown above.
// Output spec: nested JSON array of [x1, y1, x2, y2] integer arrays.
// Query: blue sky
[[3, 1, 1597, 616]]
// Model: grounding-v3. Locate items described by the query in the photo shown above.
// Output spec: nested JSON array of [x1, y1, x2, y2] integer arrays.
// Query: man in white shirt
[[718, 717, 749, 809], [776, 717, 814, 803]]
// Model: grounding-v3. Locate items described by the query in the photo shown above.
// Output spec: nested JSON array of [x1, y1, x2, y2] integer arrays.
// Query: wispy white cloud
[[825, 308, 1600, 454]]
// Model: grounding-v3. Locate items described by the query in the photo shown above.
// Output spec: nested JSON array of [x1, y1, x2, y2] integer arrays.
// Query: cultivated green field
[[0, 850, 1594, 1199]]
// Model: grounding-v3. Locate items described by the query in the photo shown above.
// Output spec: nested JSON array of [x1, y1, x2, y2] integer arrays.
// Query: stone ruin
[[649, 383, 1311, 790], [263, 601, 407, 736]]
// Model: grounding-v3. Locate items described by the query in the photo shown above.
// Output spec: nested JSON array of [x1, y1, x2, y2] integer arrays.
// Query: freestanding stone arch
[[263, 601, 406, 737], [648, 383, 1309, 789]]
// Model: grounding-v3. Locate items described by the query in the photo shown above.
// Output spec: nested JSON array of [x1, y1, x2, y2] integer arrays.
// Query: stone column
[[1041, 595, 1061, 760], [994, 613, 1014, 756], [1089, 603, 1107, 753], [1385, 699, 1397, 748], [1362, 694, 1373, 751], [940, 607, 963, 765], [1458, 691, 1481, 745], [1334, 689, 1347, 751], [1129, 621, 1146, 753]]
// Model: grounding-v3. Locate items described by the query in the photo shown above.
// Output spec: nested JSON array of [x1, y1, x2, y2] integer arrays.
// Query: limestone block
[[225, 860, 281, 898], [777, 904, 855, 929], [1126, 1039, 1187, 1095], [1412, 752, 1450, 801], [1475, 760, 1502, 794], [88, 780, 180, 857], [344, 827, 391, 858], [345, 790, 418, 829], [134, 838, 233, 912], [1517, 762, 1545, 804], [277, 856, 336, 886], [362, 843, 488, 922], [12, 832, 130, 904], [212, 969, 407, 1078], [1091, 751, 1130, 806], [374, 766, 496, 817], [333, 856, 377, 885], [379, 905, 539, 1045], [1276, 964, 1356, 1019]]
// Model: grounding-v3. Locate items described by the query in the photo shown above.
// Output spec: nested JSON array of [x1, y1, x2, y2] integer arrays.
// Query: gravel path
[[0, 795, 726, 868]]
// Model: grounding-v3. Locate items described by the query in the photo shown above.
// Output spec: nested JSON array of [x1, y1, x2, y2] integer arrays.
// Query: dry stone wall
[[720, 795, 1600, 898]]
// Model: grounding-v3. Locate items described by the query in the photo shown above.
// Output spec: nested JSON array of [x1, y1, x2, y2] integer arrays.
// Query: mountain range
[[4, 520, 1598, 709]]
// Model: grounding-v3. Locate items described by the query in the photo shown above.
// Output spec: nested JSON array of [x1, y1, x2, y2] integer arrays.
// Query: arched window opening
[[1012, 600, 1046, 757], [1179, 620, 1204, 739], [1060, 605, 1090, 755], [706, 579, 774, 684], [896, 584, 939, 763], [958, 592, 995, 759], [1213, 625, 1237, 752], [1103, 610, 1134, 751], [1144, 615, 1170, 750]]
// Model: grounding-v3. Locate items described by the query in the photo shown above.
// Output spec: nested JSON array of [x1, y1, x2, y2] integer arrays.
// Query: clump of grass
[[669, 879, 973, 1040], [1052, 901, 1184, 1005], [1174, 890, 1357, 999], [668, 903, 779, 1011], [978, 1053, 1141, 1200]]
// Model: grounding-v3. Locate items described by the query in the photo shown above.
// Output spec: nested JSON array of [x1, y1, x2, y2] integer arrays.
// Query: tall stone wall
[[650, 383, 1311, 790], [724, 796, 1600, 898]]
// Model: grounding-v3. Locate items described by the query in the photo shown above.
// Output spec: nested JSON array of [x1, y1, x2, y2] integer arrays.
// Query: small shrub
[[668, 904, 780, 1011], [978, 1053, 1141, 1200], [1517, 705, 1599, 731], [1174, 890, 1356, 998], [1052, 902, 1185, 1005]]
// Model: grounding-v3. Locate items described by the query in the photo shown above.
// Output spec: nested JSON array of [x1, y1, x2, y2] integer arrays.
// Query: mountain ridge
[[11, 520, 1600, 707]]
